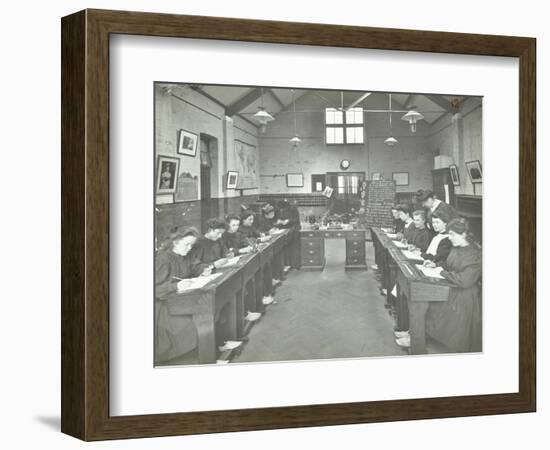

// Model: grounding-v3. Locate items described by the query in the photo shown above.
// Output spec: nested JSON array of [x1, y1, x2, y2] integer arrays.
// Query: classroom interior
[[154, 83, 483, 366]]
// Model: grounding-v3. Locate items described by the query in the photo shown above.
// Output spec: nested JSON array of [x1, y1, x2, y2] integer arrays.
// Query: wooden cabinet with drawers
[[299, 229, 367, 271], [300, 236, 325, 271]]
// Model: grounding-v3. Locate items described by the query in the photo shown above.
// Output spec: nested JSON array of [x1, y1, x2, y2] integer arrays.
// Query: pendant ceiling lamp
[[253, 88, 274, 133], [289, 89, 302, 148], [384, 93, 398, 147], [401, 108, 424, 133]]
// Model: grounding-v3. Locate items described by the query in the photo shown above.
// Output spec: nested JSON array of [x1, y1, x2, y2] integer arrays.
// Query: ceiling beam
[[225, 88, 263, 116], [267, 89, 285, 110], [403, 94, 414, 109], [424, 94, 454, 113]]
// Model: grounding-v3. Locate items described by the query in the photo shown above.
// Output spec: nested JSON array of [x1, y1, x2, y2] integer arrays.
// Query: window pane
[[326, 108, 343, 124], [334, 127, 344, 144], [346, 126, 363, 144], [345, 107, 364, 125], [338, 175, 345, 194], [350, 176, 358, 194], [326, 127, 335, 144], [346, 127, 356, 144]]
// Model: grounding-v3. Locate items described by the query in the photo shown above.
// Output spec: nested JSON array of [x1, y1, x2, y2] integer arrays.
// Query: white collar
[[431, 198, 442, 212]]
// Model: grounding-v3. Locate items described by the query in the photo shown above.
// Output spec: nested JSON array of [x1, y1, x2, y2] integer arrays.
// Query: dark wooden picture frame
[[466, 160, 483, 184], [177, 128, 198, 157], [156, 155, 180, 194], [449, 164, 460, 186], [61, 9, 536, 441], [226, 170, 239, 189]]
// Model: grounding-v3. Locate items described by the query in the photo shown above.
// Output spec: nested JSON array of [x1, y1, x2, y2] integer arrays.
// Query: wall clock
[[340, 159, 350, 170]]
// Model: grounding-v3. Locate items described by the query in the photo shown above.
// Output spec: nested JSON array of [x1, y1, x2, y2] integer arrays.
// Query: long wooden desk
[[371, 227, 454, 354], [156, 229, 291, 364]]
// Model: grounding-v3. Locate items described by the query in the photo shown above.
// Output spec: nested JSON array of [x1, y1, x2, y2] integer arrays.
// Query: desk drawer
[[301, 255, 324, 266], [346, 256, 366, 266], [301, 231, 320, 238], [301, 238, 323, 252], [346, 246, 365, 259], [349, 231, 365, 239], [346, 238, 365, 252]]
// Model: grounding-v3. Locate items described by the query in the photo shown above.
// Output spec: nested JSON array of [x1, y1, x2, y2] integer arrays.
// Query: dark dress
[[394, 218, 405, 234], [402, 221, 416, 243], [220, 230, 248, 251], [256, 214, 275, 234], [421, 234, 452, 265], [238, 224, 261, 241], [411, 227, 433, 253], [155, 249, 207, 363], [426, 244, 482, 352], [276, 205, 302, 269], [191, 237, 227, 264]]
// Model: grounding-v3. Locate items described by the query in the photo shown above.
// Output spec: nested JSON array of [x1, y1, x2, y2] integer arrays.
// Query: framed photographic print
[[177, 129, 198, 156], [311, 174, 326, 192], [156, 155, 179, 194], [371, 172, 382, 180], [286, 172, 304, 187], [466, 160, 483, 183], [392, 171, 409, 186], [226, 170, 239, 189], [62, 9, 535, 441], [449, 164, 460, 186]]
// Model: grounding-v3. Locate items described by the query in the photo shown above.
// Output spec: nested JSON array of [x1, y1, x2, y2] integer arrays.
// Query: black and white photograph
[[226, 170, 239, 189], [156, 155, 180, 194], [154, 82, 484, 367], [177, 128, 198, 156], [466, 160, 483, 183]]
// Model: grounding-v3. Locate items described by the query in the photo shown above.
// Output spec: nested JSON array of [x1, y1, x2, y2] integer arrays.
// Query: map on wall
[[234, 140, 258, 189]]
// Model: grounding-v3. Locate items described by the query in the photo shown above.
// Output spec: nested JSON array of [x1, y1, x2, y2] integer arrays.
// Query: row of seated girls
[[380, 189, 482, 354], [154, 200, 301, 364]]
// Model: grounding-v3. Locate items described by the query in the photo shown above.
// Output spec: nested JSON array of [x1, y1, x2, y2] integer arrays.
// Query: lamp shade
[[253, 107, 275, 125], [401, 109, 424, 133], [384, 136, 398, 147], [290, 135, 302, 147]]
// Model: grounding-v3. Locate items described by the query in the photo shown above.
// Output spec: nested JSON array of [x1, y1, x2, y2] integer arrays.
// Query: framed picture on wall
[[449, 164, 460, 186], [371, 172, 381, 180], [466, 160, 483, 183], [156, 155, 180, 194], [311, 174, 326, 192], [62, 9, 535, 441], [226, 170, 239, 189], [392, 171, 409, 186], [177, 129, 198, 156], [286, 172, 304, 187]]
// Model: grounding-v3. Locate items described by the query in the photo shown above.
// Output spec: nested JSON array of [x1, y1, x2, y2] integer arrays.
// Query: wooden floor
[[232, 240, 405, 364]]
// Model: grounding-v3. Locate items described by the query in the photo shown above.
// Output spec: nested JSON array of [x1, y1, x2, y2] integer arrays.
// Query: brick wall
[[364, 180, 396, 228]]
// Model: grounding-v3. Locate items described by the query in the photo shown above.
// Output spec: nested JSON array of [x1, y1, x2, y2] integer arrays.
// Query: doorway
[[326, 172, 365, 214]]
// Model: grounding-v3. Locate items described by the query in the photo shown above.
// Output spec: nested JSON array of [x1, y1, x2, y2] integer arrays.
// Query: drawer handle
[[308, 242, 314, 246], [337, 233, 342, 237], [353, 242, 359, 246], [309, 250, 315, 254], [310, 259, 314, 263]]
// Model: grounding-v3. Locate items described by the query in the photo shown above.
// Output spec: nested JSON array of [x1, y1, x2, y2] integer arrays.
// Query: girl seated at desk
[[425, 217, 482, 353], [155, 228, 213, 364], [220, 215, 252, 255], [391, 205, 405, 233], [238, 210, 261, 241], [397, 218, 482, 353], [256, 204, 278, 234], [395, 204, 416, 243], [192, 218, 232, 268], [421, 209, 452, 265], [410, 209, 433, 253]]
